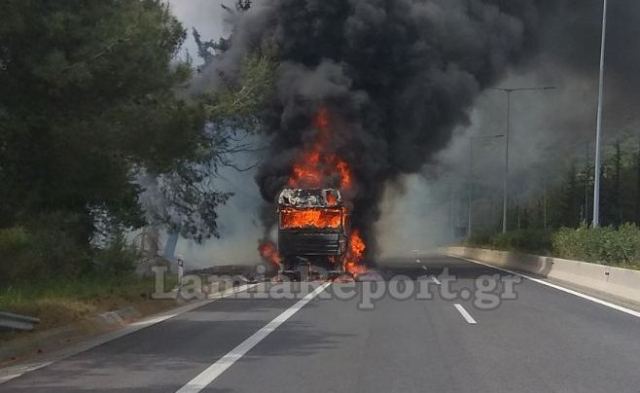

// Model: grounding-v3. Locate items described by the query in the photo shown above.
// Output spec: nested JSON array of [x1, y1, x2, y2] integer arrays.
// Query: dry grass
[[0, 275, 178, 341]]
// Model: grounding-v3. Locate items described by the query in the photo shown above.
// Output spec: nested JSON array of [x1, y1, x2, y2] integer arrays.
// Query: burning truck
[[258, 108, 367, 280], [276, 188, 349, 280]]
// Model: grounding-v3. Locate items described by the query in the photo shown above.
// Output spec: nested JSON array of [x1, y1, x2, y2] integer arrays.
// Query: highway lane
[[0, 283, 307, 393], [203, 256, 640, 393], [1, 255, 640, 393]]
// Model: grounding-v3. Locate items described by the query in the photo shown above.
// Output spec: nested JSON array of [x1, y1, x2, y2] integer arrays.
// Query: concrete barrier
[[445, 247, 640, 304]]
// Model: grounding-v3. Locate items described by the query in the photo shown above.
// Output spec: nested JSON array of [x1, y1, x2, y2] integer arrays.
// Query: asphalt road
[[1, 255, 640, 393]]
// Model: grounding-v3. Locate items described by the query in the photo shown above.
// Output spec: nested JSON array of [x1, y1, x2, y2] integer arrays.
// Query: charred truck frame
[[277, 188, 350, 280]]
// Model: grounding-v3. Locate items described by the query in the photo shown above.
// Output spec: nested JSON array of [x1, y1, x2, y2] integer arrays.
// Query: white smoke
[[166, 0, 229, 64], [157, 0, 266, 268]]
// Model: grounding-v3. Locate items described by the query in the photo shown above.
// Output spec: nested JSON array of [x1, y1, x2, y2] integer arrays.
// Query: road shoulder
[[0, 284, 256, 385]]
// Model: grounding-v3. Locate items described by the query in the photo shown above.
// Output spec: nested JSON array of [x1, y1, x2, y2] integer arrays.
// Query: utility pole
[[592, 0, 608, 227], [491, 86, 556, 233]]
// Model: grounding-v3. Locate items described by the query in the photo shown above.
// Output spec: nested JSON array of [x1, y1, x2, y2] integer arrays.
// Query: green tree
[[149, 43, 277, 241], [0, 0, 206, 246], [0, 0, 279, 259]]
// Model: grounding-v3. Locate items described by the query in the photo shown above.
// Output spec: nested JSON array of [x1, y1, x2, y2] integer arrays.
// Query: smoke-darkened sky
[[242, 0, 554, 257], [170, 0, 640, 261]]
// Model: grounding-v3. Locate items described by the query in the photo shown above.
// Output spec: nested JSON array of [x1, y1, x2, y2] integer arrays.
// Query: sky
[[166, 0, 228, 64]]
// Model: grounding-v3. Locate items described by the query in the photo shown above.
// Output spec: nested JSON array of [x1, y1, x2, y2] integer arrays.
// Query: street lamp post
[[491, 86, 556, 234], [467, 134, 505, 238], [593, 0, 609, 227]]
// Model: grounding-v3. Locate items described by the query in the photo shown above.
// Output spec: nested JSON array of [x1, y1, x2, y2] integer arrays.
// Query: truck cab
[[277, 188, 350, 280]]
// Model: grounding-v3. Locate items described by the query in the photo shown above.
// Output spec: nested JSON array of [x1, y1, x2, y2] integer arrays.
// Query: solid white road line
[[457, 256, 640, 319], [431, 276, 441, 285], [175, 282, 332, 393], [454, 304, 477, 324]]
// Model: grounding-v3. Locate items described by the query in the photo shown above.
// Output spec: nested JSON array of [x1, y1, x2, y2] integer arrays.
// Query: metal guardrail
[[0, 311, 40, 331]]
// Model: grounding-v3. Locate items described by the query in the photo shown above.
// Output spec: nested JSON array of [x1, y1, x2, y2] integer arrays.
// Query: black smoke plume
[[218, 0, 551, 258]]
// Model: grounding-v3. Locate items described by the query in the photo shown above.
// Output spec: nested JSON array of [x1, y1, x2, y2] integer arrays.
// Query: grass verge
[[0, 274, 178, 343]]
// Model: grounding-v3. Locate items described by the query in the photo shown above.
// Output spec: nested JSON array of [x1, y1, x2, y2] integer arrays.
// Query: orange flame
[[258, 241, 282, 269], [313, 106, 331, 129], [325, 191, 339, 207], [344, 229, 367, 275], [287, 108, 353, 190], [280, 208, 344, 230], [282, 106, 367, 275]]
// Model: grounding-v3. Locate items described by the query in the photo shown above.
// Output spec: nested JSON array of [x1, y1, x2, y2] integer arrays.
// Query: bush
[[0, 227, 35, 283], [0, 227, 31, 253], [492, 229, 552, 254], [466, 231, 493, 248], [465, 224, 640, 268], [92, 234, 139, 278], [552, 224, 640, 267], [466, 229, 552, 255], [0, 217, 140, 285]]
